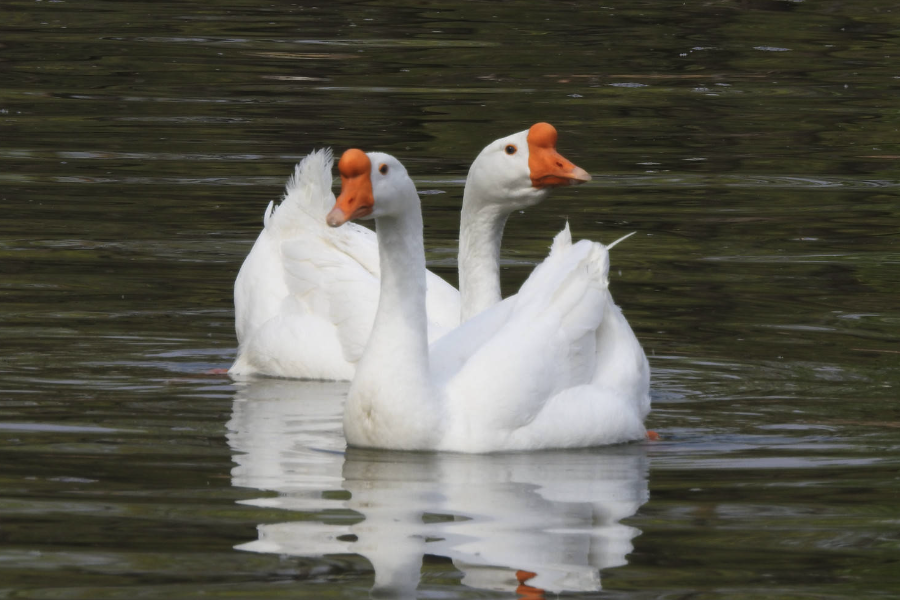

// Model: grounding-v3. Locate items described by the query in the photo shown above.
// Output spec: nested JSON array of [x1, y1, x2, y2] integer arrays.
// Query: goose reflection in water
[[227, 379, 650, 597]]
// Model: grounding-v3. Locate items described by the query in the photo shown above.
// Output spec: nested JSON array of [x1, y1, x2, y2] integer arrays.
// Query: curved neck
[[458, 189, 509, 322], [367, 210, 429, 370], [351, 206, 436, 439]]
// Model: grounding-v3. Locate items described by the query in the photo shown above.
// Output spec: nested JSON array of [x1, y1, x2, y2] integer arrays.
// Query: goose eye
[[379, 163, 389, 175], [505, 145, 517, 155]]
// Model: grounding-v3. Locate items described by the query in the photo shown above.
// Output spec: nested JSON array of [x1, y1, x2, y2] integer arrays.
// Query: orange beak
[[327, 149, 375, 227], [527, 122, 591, 189]]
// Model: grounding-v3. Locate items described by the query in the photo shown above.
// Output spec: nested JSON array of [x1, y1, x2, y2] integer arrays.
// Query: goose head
[[326, 149, 417, 226], [465, 122, 591, 212]]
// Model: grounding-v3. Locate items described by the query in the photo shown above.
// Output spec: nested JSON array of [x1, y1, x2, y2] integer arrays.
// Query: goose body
[[229, 124, 590, 380], [229, 149, 459, 380], [328, 149, 649, 452]]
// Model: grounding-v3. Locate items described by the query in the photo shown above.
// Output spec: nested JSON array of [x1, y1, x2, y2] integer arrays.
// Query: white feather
[[343, 152, 650, 452], [230, 148, 459, 380]]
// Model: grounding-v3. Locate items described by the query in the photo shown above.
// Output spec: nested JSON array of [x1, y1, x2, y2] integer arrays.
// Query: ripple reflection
[[227, 379, 650, 597]]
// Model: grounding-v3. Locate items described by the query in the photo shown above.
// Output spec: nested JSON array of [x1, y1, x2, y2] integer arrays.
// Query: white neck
[[346, 205, 439, 449], [458, 188, 509, 322], [369, 211, 429, 360]]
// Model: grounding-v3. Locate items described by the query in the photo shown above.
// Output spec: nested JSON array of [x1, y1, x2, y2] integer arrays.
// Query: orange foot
[[515, 570, 545, 599], [646, 430, 661, 441], [204, 368, 230, 376]]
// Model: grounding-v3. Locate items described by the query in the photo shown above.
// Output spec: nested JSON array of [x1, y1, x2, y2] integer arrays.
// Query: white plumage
[[332, 149, 649, 452], [229, 149, 459, 379], [229, 123, 592, 380]]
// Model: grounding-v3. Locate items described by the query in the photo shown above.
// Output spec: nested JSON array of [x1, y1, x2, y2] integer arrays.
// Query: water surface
[[2, 0, 899, 598]]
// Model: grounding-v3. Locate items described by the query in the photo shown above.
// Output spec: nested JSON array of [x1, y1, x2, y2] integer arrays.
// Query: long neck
[[369, 210, 429, 368], [351, 207, 436, 439], [458, 187, 509, 322]]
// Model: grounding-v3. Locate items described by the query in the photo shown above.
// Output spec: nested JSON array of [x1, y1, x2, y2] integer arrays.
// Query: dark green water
[[2, 0, 899, 598]]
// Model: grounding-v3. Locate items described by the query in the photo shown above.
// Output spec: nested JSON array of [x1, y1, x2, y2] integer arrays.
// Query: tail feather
[[548, 221, 572, 256], [607, 231, 636, 250], [284, 147, 335, 211], [262, 200, 275, 228], [267, 148, 336, 233], [552, 242, 609, 335]]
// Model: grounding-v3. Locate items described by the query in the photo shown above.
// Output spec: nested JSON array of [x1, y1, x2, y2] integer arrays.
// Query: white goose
[[327, 149, 650, 452], [229, 123, 590, 380]]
